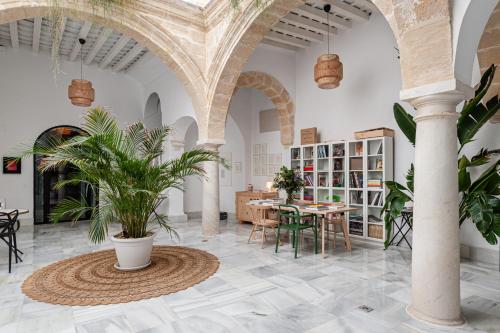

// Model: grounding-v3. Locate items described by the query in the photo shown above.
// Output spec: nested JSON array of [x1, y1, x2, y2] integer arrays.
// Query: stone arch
[[235, 71, 293, 146], [171, 116, 198, 143], [0, 0, 206, 123], [144, 93, 162, 129], [453, 0, 498, 86], [205, 0, 458, 142]]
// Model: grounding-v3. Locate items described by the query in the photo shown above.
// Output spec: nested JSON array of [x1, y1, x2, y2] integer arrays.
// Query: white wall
[[0, 48, 144, 222]]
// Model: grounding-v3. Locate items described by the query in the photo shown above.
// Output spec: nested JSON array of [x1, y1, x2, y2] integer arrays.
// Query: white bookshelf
[[289, 137, 393, 242]]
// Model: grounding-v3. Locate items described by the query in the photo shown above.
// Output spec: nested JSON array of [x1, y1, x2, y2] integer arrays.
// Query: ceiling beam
[[351, 0, 378, 12], [272, 22, 324, 42], [32, 17, 42, 53], [293, 5, 352, 30], [112, 43, 144, 72], [265, 31, 310, 48], [84, 27, 112, 65], [9, 21, 19, 49], [99, 35, 130, 69], [282, 13, 337, 35], [327, 0, 369, 21], [69, 21, 92, 61], [261, 38, 300, 52]]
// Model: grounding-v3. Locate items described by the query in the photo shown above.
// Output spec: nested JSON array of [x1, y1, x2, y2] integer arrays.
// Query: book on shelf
[[350, 172, 363, 188], [303, 162, 314, 171], [317, 145, 329, 158], [350, 191, 363, 205], [303, 204, 330, 211], [304, 174, 314, 187], [303, 194, 314, 201], [370, 192, 383, 206], [317, 174, 328, 187]]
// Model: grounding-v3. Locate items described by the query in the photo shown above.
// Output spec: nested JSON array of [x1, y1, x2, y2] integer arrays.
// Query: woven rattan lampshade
[[68, 38, 94, 107], [314, 54, 343, 89], [68, 79, 95, 107], [314, 4, 343, 89]]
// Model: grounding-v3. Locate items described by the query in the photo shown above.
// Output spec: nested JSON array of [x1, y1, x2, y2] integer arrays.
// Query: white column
[[407, 90, 465, 326], [198, 141, 223, 238], [167, 139, 188, 222]]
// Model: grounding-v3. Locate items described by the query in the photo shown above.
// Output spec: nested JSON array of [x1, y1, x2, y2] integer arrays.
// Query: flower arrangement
[[273, 166, 304, 204]]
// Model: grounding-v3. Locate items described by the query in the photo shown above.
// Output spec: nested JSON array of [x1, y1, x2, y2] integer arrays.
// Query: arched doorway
[[33, 126, 96, 224], [144, 93, 162, 129]]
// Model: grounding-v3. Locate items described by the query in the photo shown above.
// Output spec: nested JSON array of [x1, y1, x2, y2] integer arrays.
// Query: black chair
[[0, 210, 23, 273]]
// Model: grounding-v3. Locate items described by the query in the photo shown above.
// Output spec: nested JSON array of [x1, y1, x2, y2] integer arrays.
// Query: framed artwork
[[3, 157, 21, 174], [219, 152, 232, 187], [233, 162, 242, 174]]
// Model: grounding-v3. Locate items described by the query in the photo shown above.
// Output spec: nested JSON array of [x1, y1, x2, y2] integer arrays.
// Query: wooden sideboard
[[236, 191, 278, 223]]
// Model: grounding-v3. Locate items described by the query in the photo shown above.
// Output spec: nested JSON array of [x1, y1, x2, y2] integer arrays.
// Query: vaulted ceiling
[[263, 0, 375, 51], [0, 17, 147, 72]]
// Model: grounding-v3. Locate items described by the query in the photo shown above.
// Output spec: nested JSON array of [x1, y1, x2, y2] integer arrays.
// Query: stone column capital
[[170, 139, 185, 150], [196, 139, 226, 150]]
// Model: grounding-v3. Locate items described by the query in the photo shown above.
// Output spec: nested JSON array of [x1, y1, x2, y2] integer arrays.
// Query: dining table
[[272, 204, 358, 258]]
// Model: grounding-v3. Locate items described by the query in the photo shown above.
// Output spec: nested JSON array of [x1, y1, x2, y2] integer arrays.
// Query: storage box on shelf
[[289, 136, 393, 242]]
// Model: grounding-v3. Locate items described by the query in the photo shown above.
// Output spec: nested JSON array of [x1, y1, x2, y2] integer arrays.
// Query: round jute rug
[[21, 246, 219, 306]]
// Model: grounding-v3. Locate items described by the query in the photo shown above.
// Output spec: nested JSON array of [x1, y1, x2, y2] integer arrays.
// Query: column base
[[406, 305, 466, 327], [168, 214, 188, 222]]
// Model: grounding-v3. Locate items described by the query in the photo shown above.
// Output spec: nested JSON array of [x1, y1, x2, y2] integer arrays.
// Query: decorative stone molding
[[235, 71, 294, 146]]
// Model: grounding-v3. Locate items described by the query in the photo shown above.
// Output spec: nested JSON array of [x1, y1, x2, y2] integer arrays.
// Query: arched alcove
[[144, 93, 162, 129]]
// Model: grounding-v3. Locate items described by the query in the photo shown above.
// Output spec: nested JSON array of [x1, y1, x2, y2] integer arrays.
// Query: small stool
[[248, 205, 279, 248]]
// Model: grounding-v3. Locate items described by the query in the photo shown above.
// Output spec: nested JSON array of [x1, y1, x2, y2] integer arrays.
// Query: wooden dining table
[[0, 208, 29, 216], [272, 204, 358, 258]]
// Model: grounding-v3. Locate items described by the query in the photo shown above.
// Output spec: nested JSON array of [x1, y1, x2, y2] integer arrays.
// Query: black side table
[[387, 208, 413, 249]]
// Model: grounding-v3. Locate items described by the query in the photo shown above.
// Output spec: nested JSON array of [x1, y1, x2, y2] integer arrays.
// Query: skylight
[[181, 0, 214, 8]]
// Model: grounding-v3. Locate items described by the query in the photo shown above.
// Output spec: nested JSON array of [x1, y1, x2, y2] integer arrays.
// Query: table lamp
[[266, 181, 274, 192]]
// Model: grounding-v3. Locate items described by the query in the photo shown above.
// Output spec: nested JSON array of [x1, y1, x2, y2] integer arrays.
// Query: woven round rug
[[21, 246, 219, 306]]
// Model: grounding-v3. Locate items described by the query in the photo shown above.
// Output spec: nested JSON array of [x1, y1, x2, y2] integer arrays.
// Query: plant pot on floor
[[110, 232, 155, 271]]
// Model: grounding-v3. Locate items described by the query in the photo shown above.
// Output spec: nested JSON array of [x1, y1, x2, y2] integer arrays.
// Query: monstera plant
[[382, 64, 500, 248]]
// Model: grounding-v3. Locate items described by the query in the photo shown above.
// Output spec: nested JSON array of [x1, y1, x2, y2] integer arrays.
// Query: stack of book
[[304, 163, 314, 171], [368, 179, 382, 188], [368, 215, 382, 223]]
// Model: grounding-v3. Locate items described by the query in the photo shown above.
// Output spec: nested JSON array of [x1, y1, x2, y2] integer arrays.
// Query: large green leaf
[[406, 164, 414, 193], [458, 65, 497, 146], [393, 103, 416, 146]]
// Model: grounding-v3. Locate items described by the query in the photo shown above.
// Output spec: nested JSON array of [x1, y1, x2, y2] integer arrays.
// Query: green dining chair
[[275, 205, 318, 258]]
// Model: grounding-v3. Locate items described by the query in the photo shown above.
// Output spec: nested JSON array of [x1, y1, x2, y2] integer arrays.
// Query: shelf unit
[[289, 137, 393, 242]]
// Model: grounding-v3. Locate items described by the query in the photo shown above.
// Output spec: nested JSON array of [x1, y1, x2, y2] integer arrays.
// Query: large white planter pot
[[110, 233, 155, 271]]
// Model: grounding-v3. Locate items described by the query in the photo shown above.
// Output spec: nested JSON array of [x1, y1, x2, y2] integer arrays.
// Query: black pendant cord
[[79, 38, 86, 81], [324, 4, 331, 55]]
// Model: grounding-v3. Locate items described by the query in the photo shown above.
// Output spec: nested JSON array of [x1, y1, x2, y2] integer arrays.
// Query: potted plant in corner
[[25, 107, 219, 270], [273, 166, 305, 204]]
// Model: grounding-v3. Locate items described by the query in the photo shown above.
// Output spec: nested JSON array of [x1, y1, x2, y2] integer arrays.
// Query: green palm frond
[[19, 107, 217, 243]]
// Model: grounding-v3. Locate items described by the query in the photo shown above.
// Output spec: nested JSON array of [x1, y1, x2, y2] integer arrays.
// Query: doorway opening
[[33, 126, 96, 224]]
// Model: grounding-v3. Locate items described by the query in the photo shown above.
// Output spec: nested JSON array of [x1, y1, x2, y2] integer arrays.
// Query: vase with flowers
[[273, 166, 305, 204]]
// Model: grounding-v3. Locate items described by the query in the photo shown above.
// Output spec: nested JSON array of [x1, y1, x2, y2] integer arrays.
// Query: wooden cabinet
[[236, 191, 278, 223]]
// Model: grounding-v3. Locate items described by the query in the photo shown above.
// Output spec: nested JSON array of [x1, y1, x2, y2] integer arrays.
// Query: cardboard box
[[354, 127, 394, 139], [301, 127, 318, 145]]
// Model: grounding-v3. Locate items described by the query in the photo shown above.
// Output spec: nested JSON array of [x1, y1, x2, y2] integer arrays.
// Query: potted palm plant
[[27, 107, 219, 270]]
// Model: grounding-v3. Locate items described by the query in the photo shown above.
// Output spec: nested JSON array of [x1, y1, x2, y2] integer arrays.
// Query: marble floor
[[0, 218, 499, 333]]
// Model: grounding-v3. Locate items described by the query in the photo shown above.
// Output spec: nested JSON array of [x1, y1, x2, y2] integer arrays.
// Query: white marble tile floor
[[0, 218, 499, 333]]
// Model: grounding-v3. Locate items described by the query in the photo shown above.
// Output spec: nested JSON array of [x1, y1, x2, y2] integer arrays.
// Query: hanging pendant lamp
[[68, 38, 95, 107], [314, 4, 343, 89]]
